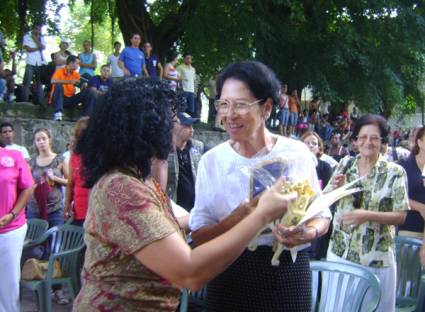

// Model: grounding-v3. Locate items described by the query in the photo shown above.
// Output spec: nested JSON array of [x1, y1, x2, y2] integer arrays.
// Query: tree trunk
[[90, 0, 95, 49], [17, 0, 28, 47], [116, 0, 200, 61], [108, 0, 116, 46]]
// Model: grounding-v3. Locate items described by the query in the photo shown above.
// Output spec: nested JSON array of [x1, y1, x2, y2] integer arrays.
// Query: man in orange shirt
[[50, 55, 96, 121]]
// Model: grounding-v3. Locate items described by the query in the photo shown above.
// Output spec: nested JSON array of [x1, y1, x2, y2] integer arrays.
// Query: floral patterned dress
[[73, 171, 181, 312], [325, 155, 409, 268]]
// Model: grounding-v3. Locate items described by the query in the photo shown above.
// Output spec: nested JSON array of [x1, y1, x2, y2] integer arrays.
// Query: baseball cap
[[177, 112, 199, 126]]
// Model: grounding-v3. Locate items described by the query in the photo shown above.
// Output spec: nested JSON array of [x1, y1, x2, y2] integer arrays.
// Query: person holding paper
[[325, 114, 409, 312], [72, 78, 295, 311], [190, 61, 331, 311]]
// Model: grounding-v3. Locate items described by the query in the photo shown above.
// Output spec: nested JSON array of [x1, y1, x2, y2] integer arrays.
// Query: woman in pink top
[[0, 147, 34, 312], [64, 117, 90, 226]]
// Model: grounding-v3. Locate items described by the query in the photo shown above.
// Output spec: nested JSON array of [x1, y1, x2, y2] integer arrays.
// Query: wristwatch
[[10, 211, 17, 219]]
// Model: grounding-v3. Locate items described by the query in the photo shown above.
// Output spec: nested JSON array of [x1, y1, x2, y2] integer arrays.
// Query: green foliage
[[61, 0, 122, 66], [403, 95, 418, 114], [148, 0, 181, 26], [2, 0, 425, 117], [181, 0, 256, 80], [0, 1, 20, 42]]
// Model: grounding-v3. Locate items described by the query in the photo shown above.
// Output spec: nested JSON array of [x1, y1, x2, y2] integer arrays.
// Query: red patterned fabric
[[73, 172, 181, 312], [70, 153, 89, 220]]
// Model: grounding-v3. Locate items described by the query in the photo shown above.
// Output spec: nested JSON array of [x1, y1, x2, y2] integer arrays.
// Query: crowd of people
[[0, 23, 425, 312], [0, 25, 199, 120]]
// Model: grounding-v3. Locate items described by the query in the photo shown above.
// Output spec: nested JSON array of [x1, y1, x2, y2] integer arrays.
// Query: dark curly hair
[[77, 78, 185, 188]]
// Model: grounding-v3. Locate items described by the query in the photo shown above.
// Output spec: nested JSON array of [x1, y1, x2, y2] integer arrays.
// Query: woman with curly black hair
[[73, 78, 295, 311]]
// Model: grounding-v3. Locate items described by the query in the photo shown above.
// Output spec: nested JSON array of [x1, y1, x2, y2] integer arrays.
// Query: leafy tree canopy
[[1, 0, 425, 116]]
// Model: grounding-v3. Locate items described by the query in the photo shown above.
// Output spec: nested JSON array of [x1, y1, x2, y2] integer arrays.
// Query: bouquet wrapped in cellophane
[[243, 156, 362, 265]]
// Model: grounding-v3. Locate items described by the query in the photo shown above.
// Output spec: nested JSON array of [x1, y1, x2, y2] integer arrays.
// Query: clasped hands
[[273, 224, 317, 248], [234, 180, 317, 248]]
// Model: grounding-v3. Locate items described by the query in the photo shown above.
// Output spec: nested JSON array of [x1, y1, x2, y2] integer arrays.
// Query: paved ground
[[21, 287, 73, 312]]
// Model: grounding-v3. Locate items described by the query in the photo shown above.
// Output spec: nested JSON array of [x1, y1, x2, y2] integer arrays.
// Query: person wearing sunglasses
[[190, 61, 331, 311], [324, 114, 409, 312]]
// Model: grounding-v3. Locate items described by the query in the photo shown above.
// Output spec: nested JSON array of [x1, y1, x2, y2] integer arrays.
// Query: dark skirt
[[207, 246, 311, 312]]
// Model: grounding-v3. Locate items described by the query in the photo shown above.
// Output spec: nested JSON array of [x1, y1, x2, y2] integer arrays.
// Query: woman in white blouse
[[189, 61, 331, 311]]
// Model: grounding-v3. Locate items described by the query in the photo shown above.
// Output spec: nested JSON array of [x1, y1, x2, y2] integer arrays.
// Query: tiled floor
[[21, 287, 73, 312]]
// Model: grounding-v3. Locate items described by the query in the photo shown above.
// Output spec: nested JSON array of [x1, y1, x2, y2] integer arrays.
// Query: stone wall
[[0, 103, 229, 157]]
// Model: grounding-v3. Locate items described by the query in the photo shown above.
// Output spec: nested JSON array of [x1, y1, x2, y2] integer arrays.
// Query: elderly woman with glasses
[[190, 61, 331, 311], [325, 114, 409, 312], [300, 131, 334, 260], [72, 78, 295, 311]]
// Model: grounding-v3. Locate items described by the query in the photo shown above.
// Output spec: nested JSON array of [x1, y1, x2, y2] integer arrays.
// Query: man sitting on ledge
[[88, 64, 113, 96], [50, 55, 96, 121]]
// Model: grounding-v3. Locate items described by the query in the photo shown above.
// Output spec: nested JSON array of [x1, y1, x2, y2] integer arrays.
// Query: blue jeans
[[279, 108, 290, 126], [51, 84, 97, 116], [24, 210, 64, 260], [26, 209, 64, 229], [183, 91, 195, 116], [0, 78, 6, 99], [290, 112, 298, 126], [22, 64, 45, 105]]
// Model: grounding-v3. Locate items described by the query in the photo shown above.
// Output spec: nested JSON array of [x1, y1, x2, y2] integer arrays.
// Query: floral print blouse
[[325, 155, 409, 268], [73, 172, 181, 312]]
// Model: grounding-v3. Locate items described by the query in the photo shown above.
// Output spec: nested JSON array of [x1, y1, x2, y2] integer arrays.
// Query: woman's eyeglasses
[[214, 99, 263, 115], [356, 135, 382, 143]]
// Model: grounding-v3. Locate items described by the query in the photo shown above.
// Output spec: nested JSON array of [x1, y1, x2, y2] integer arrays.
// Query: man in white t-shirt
[[107, 41, 124, 80], [0, 122, 30, 161], [22, 24, 47, 105], [177, 53, 196, 117]]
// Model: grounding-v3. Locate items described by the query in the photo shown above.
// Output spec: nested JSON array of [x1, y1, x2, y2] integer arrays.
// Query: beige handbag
[[21, 258, 63, 280]]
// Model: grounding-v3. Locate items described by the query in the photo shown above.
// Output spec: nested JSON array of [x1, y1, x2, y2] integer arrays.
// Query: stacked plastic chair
[[20, 224, 85, 312]]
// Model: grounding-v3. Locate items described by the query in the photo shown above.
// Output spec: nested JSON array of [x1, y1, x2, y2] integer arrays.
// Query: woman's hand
[[0, 214, 14, 227], [254, 179, 298, 224], [332, 174, 346, 189], [273, 224, 317, 248], [46, 168, 55, 180], [341, 209, 368, 228], [64, 205, 71, 221]]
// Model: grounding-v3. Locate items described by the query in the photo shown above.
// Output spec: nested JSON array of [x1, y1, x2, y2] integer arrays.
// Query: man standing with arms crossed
[[22, 24, 46, 105], [107, 41, 124, 80], [118, 34, 148, 78], [178, 53, 196, 117]]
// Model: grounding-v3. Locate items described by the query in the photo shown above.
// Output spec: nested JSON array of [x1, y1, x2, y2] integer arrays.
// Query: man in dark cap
[[167, 112, 208, 212]]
